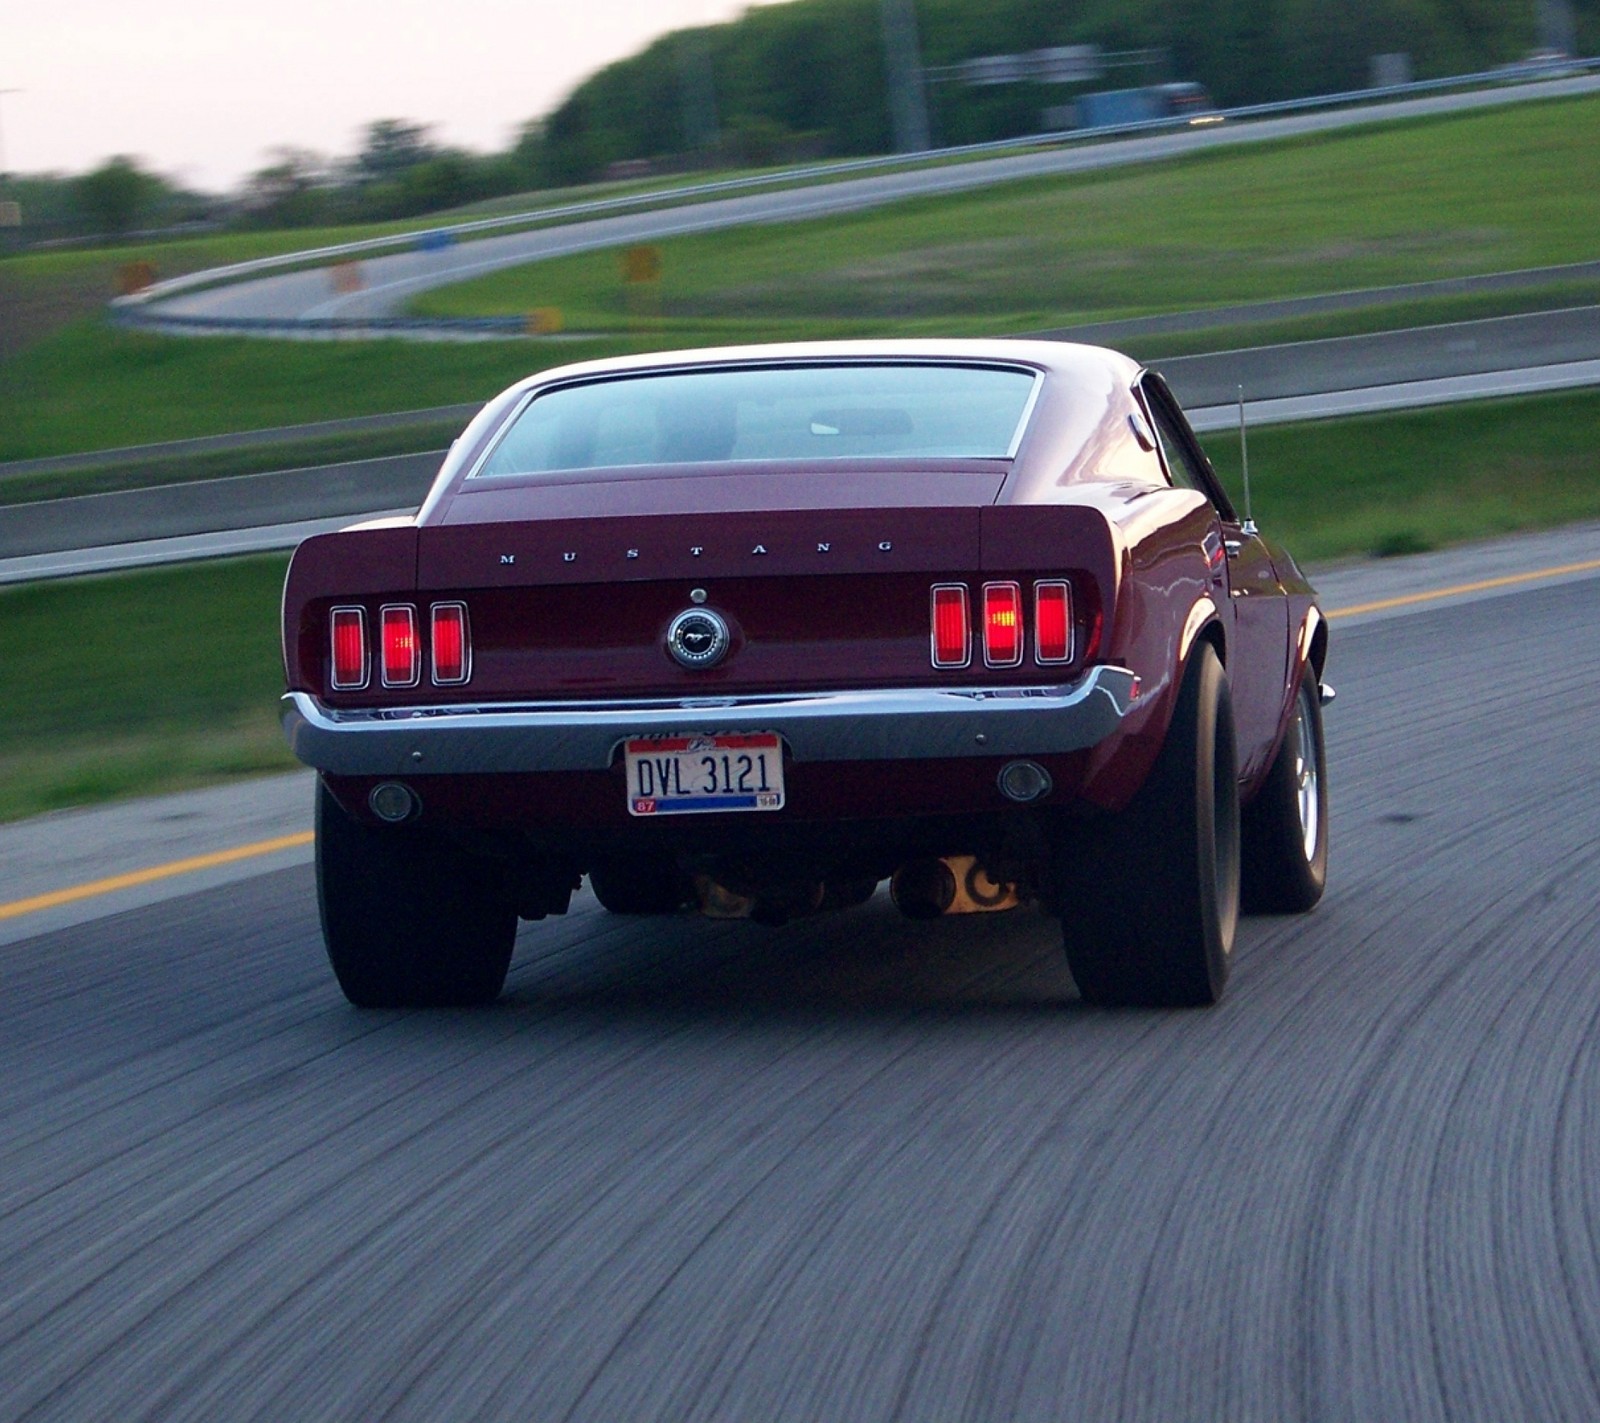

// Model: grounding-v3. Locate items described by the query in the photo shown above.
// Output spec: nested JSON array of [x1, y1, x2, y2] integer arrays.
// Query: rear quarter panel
[[282, 525, 418, 691]]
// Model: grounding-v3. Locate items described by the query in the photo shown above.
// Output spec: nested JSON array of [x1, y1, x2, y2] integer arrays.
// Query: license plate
[[624, 733, 786, 816]]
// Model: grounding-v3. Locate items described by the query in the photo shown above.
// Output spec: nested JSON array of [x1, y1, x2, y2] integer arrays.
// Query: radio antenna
[[1238, 385, 1257, 535]]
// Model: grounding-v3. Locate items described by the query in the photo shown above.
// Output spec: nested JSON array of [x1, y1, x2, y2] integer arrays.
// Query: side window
[[1137, 375, 1236, 521], [1149, 405, 1208, 493]]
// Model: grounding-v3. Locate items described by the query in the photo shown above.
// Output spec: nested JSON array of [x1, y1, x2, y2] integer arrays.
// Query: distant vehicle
[[1071, 83, 1218, 130], [282, 340, 1330, 1011], [1495, 49, 1583, 81]]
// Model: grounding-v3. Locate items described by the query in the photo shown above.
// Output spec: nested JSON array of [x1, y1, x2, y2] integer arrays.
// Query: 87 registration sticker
[[624, 733, 785, 816]]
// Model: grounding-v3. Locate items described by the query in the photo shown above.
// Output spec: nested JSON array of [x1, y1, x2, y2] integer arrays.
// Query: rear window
[[472, 362, 1039, 476]]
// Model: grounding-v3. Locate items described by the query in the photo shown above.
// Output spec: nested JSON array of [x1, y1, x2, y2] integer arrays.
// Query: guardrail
[[110, 58, 1600, 338], [107, 310, 538, 339]]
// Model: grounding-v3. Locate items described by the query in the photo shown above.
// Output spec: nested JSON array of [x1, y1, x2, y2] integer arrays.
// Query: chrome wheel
[[1291, 688, 1320, 864], [1240, 668, 1329, 916]]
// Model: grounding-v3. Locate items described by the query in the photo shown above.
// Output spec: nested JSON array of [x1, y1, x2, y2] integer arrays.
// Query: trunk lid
[[415, 505, 984, 699]]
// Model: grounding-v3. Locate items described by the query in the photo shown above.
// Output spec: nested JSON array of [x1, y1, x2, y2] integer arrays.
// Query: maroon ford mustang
[[282, 340, 1330, 1009]]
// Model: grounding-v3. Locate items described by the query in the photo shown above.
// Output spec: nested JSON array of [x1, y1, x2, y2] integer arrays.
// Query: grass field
[[0, 325, 625, 462], [0, 173, 702, 296], [1199, 388, 1600, 561], [413, 99, 1600, 335], [1117, 280, 1600, 360], [0, 555, 298, 823], [5, 389, 1597, 824], [0, 419, 469, 506], [3, 95, 1598, 466]]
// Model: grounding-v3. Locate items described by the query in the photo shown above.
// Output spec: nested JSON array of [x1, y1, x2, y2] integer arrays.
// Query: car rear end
[[283, 347, 1146, 922]]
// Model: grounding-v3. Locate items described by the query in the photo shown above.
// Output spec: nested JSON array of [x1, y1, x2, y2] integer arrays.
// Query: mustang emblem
[[667, 607, 731, 669]]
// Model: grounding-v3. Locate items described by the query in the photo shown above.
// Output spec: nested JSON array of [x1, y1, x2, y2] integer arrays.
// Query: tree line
[[542, 0, 1593, 179], [1, 118, 549, 246], [4, 0, 1592, 243]]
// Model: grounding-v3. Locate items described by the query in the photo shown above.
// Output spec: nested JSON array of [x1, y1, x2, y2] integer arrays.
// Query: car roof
[[501, 338, 1142, 395], [414, 339, 1157, 523]]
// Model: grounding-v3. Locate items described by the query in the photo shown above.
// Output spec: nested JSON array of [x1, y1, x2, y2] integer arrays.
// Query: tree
[[355, 119, 436, 183], [243, 147, 333, 227], [73, 156, 165, 240]]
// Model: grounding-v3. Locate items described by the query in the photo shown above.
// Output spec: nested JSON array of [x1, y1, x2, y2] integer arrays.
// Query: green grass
[[1113, 281, 1600, 361], [1, 222, 425, 290], [0, 166, 813, 292], [4, 96, 1598, 465], [0, 555, 300, 822], [414, 98, 1600, 335], [0, 421, 463, 506], [0, 324, 629, 461], [1201, 388, 1600, 562], [5, 389, 1598, 823]]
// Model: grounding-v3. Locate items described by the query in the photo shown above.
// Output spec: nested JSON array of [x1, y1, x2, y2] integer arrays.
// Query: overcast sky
[[3, 0, 784, 190]]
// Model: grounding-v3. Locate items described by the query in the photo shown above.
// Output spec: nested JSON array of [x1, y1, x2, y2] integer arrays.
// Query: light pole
[[1537, 0, 1577, 54], [879, 0, 930, 153]]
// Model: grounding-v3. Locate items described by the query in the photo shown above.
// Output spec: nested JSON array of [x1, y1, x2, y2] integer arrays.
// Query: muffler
[[692, 874, 825, 925]]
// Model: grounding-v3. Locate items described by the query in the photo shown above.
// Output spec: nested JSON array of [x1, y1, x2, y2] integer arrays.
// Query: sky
[[2, 0, 783, 190]]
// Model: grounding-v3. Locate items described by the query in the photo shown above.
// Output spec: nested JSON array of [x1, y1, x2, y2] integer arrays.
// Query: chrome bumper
[[282, 665, 1140, 777]]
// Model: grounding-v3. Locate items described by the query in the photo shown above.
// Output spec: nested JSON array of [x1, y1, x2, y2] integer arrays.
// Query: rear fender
[[1180, 595, 1225, 667], [1238, 604, 1326, 808], [1299, 605, 1328, 679], [1079, 497, 1225, 809], [282, 525, 419, 691]]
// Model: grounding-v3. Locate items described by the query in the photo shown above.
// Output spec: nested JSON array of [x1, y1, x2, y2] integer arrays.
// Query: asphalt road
[[5, 556, 1600, 1419]]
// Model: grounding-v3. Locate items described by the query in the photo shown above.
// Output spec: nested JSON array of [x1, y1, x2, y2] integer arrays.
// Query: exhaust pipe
[[891, 858, 956, 920], [892, 855, 1021, 918]]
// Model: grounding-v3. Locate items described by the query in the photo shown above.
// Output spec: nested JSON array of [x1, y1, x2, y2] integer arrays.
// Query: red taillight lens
[[982, 582, 1023, 667], [1034, 581, 1073, 664], [430, 602, 471, 685], [329, 607, 368, 690], [931, 584, 971, 668], [380, 604, 420, 687]]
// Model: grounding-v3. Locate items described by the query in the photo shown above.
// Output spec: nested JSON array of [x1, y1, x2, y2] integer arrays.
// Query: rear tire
[[1058, 642, 1240, 1007], [1241, 672, 1328, 914], [315, 782, 516, 1008]]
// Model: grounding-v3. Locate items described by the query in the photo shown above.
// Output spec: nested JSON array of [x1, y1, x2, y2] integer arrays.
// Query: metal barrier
[[107, 309, 535, 340]]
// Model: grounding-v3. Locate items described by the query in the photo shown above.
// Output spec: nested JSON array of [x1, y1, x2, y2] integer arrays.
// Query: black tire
[[1058, 641, 1240, 1007], [1241, 672, 1328, 914], [315, 782, 517, 1008], [588, 856, 690, 915]]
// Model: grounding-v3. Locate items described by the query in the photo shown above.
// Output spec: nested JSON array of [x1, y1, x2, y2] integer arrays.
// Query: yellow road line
[[1327, 556, 1600, 620], [0, 831, 313, 922], [4, 553, 1599, 926]]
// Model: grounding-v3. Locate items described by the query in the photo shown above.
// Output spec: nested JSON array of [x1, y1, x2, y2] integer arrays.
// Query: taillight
[[931, 584, 971, 668], [431, 602, 471, 685], [380, 604, 420, 688], [1034, 581, 1073, 664], [329, 607, 368, 690], [982, 582, 1023, 668]]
